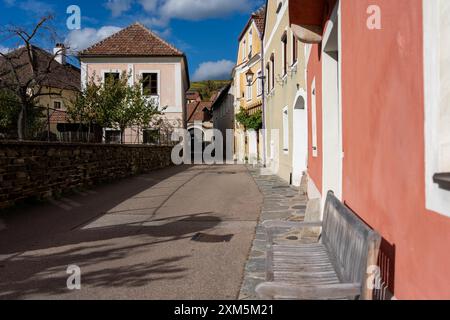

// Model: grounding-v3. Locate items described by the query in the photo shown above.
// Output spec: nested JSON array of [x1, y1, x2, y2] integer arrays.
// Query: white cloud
[[104, 0, 256, 21], [160, 0, 253, 20], [138, 0, 158, 12], [193, 60, 234, 81], [0, 45, 11, 54], [65, 26, 122, 53], [105, 0, 133, 17]]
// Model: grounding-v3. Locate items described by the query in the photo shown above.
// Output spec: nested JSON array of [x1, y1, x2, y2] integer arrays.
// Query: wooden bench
[[256, 191, 381, 300]]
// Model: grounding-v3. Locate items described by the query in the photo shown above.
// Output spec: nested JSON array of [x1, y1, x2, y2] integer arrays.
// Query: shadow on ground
[[0, 166, 227, 299]]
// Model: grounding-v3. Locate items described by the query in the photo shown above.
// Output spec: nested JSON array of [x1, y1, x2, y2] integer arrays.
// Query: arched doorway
[[292, 93, 308, 186]]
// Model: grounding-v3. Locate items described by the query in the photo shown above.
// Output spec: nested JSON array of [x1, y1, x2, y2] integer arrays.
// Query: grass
[[189, 80, 231, 101]]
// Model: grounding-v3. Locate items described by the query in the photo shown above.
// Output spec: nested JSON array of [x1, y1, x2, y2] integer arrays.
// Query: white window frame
[[282, 106, 289, 153], [53, 99, 63, 110], [257, 69, 262, 97], [424, 0, 450, 217], [291, 31, 298, 67], [242, 39, 247, 60], [281, 32, 288, 78], [311, 78, 318, 158], [246, 80, 253, 101]]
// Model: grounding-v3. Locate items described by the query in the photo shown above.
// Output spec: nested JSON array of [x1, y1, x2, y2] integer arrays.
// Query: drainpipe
[[261, 37, 267, 167]]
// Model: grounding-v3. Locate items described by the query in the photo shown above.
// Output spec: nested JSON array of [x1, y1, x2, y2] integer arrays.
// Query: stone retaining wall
[[0, 141, 174, 209]]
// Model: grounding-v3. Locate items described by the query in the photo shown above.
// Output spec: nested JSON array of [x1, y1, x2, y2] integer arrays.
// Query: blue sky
[[0, 0, 265, 81]]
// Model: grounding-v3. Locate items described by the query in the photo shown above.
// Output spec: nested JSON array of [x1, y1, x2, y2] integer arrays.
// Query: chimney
[[53, 43, 66, 65]]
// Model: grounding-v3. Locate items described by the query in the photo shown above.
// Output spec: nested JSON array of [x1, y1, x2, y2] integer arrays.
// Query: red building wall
[[340, 0, 450, 299], [306, 44, 323, 193]]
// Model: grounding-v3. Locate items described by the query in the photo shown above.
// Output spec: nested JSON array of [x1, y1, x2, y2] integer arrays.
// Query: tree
[[0, 15, 68, 140], [235, 107, 263, 131], [69, 73, 162, 144]]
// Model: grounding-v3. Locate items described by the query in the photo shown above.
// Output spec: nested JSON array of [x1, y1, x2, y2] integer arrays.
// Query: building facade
[[233, 6, 266, 164], [263, 0, 308, 186], [79, 23, 190, 145], [211, 84, 235, 161], [0, 44, 81, 140], [296, 0, 450, 299]]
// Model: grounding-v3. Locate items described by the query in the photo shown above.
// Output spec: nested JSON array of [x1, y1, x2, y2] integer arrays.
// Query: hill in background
[[189, 80, 231, 101]]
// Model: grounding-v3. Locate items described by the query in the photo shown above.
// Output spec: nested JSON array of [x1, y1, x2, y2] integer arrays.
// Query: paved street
[[0, 165, 263, 300]]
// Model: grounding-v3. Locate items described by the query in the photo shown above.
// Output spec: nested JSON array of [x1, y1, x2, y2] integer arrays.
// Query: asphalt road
[[0, 165, 263, 300]]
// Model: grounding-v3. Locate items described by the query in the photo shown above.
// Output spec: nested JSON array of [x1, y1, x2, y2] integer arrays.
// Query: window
[[281, 32, 288, 76], [104, 72, 120, 83], [270, 54, 275, 91], [242, 40, 247, 60], [292, 34, 298, 65], [266, 63, 271, 93], [249, 29, 253, 58], [142, 73, 158, 96], [257, 70, 263, 96], [246, 81, 252, 101], [53, 101, 62, 109], [283, 107, 289, 152], [143, 129, 160, 144], [311, 79, 318, 157], [276, 1, 283, 14]]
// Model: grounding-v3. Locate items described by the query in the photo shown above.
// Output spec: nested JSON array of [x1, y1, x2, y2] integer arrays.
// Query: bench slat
[[256, 282, 362, 300], [259, 191, 381, 300]]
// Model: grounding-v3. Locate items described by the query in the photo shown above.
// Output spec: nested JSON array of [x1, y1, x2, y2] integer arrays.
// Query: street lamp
[[246, 69, 255, 86]]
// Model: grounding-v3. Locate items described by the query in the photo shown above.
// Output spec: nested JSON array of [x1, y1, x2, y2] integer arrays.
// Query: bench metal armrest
[[255, 282, 361, 300], [261, 220, 322, 230]]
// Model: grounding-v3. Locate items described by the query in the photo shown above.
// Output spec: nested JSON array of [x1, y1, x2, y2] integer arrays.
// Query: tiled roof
[[0, 46, 80, 92], [253, 5, 267, 35], [50, 110, 69, 124], [187, 101, 213, 123], [238, 5, 266, 40], [80, 23, 184, 57]]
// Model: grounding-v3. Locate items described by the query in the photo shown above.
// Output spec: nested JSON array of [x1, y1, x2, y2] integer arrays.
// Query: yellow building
[[233, 6, 266, 163], [263, 0, 308, 186]]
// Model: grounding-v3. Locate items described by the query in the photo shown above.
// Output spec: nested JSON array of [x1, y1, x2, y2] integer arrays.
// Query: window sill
[[433, 173, 450, 191]]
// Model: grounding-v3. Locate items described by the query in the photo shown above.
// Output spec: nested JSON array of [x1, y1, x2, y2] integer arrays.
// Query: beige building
[[233, 6, 266, 163], [263, 0, 308, 186], [79, 23, 190, 144]]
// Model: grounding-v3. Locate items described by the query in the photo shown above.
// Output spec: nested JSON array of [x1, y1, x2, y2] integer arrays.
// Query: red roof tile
[[238, 5, 266, 40], [80, 23, 184, 57], [187, 101, 212, 123], [49, 110, 69, 124]]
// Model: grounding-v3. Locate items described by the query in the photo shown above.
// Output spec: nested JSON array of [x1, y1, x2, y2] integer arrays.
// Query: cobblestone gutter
[[239, 166, 309, 300]]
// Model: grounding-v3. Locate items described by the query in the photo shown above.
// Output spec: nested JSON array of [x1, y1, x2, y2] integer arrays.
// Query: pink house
[[79, 23, 190, 144], [292, 0, 450, 299]]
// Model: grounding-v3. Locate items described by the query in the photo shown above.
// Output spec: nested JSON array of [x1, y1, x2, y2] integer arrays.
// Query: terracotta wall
[[340, 0, 450, 299], [306, 44, 323, 194]]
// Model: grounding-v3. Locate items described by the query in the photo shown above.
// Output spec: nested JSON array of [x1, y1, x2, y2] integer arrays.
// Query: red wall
[[341, 0, 450, 299], [307, 44, 323, 193]]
